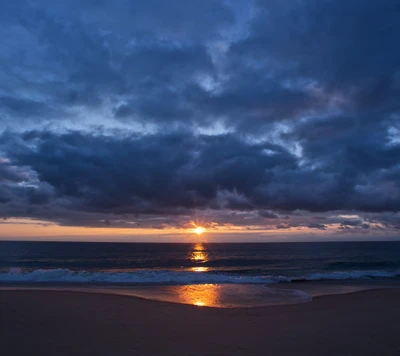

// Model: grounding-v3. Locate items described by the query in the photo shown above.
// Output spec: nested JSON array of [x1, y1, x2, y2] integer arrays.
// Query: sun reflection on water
[[108, 240, 313, 308], [189, 243, 210, 272], [190, 251, 208, 262], [177, 284, 219, 307], [120, 284, 311, 308], [191, 266, 209, 272]]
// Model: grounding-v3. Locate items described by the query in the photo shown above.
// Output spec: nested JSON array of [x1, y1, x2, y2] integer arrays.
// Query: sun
[[193, 226, 206, 235]]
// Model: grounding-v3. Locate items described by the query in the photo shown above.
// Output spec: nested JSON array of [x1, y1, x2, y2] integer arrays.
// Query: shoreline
[[0, 283, 392, 307], [0, 283, 313, 308], [2, 288, 400, 355], [1, 278, 400, 307]]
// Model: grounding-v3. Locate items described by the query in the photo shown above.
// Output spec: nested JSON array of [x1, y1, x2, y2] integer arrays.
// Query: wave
[[293, 269, 400, 281], [1, 268, 400, 285], [0, 268, 289, 285]]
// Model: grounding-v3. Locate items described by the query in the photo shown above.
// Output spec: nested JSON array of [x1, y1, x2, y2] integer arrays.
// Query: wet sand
[[1, 289, 400, 355]]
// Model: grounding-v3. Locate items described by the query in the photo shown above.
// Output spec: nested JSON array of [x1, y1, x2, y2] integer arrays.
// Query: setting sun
[[194, 226, 206, 235]]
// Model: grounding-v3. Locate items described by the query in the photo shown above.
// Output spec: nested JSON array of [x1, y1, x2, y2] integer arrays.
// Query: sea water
[[1, 241, 400, 307]]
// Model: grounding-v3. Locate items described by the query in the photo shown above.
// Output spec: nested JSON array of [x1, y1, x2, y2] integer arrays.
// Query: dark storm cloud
[[0, 0, 399, 234], [288, 115, 400, 172], [221, 0, 400, 131], [234, 0, 400, 86], [1, 0, 399, 130], [0, 96, 63, 120], [0, 130, 296, 214], [1, 128, 399, 227], [306, 223, 327, 230], [0, 0, 222, 129], [259, 210, 279, 219], [275, 222, 327, 230], [0, 160, 28, 183], [36, 0, 234, 41]]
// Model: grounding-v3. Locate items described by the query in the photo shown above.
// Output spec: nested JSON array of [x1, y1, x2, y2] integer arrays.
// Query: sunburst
[[193, 226, 206, 235]]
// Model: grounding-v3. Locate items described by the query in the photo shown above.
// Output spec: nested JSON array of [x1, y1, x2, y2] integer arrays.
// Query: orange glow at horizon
[[0, 217, 351, 243]]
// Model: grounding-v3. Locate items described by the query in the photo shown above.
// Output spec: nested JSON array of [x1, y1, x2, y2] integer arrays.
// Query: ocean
[[1, 241, 400, 285]]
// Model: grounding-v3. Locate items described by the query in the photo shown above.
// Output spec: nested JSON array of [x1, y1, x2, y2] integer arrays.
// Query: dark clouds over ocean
[[0, 0, 400, 237]]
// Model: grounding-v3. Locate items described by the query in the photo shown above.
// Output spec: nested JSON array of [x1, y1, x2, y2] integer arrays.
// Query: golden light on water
[[189, 243, 209, 264], [177, 284, 218, 307], [125, 284, 305, 308], [191, 266, 210, 272], [189, 243, 210, 272], [191, 251, 208, 262]]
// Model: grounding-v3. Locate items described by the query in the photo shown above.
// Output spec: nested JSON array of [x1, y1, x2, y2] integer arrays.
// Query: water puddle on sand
[[106, 284, 312, 308], [0, 284, 312, 308]]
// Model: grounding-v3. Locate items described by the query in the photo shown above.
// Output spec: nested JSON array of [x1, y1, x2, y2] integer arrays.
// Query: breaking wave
[[1, 268, 400, 285], [0, 268, 286, 284], [294, 269, 400, 281]]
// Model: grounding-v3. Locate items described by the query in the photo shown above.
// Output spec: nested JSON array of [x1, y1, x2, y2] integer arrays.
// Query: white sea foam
[[1, 268, 400, 285], [0, 268, 286, 284], [299, 270, 400, 281]]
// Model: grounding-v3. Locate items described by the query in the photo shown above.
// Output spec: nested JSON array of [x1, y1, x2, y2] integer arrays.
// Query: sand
[[1, 289, 400, 356]]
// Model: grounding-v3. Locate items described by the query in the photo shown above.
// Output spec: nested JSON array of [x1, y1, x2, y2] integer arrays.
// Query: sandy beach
[[1, 288, 400, 356]]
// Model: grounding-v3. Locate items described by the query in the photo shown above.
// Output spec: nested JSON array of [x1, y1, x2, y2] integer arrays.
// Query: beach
[[2, 288, 400, 356]]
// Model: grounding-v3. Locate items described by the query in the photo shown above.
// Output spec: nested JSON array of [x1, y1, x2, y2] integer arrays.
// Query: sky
[[0, 0, 400, 242]]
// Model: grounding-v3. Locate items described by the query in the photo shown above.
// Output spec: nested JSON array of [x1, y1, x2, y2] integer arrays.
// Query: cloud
[[0, 128, 399, 228], [306, 223, 327, 230], [259, 210, 279, 219], [0, 1, 399, 237]]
